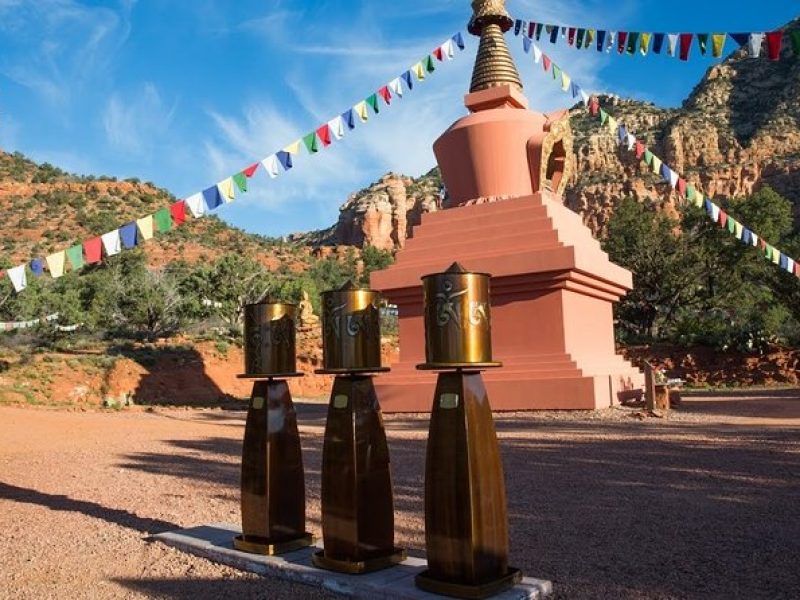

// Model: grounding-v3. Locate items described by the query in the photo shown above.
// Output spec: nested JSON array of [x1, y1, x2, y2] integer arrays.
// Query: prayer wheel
[[234, 302, 312, 555], [421, 262, 500, 369], [416, 264, 521, 598], [242, 302, 298, 377], [320, 281, 382, 372], [313, 281, 405, 574]]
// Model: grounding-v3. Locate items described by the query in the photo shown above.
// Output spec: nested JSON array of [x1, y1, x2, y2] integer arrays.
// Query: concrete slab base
[[150, 523, 552, 600]]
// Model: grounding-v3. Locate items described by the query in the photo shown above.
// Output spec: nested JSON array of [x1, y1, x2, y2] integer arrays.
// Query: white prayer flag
[[261, 155, 281, 179], [443, 39, 455, 59], [626, 133, 636, 151], [388, 78, 404, 98], [669, 170, 679, 189], [328, 115, 345, 140], [7, 265, 26, 292], [101, 231, 121, 257], [748, 33, 764, 58], [533, 45, 542, 64], [185, 193, 205, 218], [667, 34, 679, 56]]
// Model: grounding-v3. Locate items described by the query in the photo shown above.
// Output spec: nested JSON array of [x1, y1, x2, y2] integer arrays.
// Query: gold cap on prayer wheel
[[241, 302, 300, 378], [418, 262, 501, 370], [317, 281, 386, 374]]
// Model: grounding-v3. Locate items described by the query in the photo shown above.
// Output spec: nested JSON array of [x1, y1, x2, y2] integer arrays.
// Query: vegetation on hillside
[[604, 186, 800, 350]]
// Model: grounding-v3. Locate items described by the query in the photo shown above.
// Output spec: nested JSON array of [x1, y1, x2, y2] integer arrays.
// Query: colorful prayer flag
[[366, 93, 380, 114], [153, 208, 172, 233], [202, 185, 223, 211], [217, 178, 235, 202], [66, 244, 85, 270], [119, 222, 138, 249], [30, 258, 45, 276], [136, 215, 154, 241], [242, 163, 259, 178], [101, 231, 121, 257], [711, 33, 726, 57], [262, 155, 280, 178], [302, 131, 319, 153], [7, 265, 26, 292], [232, 172, 248, 193], [185, 193, 205, 218], [171, 200, 187, 226], [46, 251, 66, 278], [316, 124, 332, 147], [766, 31, 783, 60], [354, 101, 369, 123]]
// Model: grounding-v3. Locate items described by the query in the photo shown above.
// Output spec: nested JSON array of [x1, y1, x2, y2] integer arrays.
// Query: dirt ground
[[1, 390, 799, 600]]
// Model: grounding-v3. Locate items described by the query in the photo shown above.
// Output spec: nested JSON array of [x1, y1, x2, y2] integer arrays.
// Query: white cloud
[[103, 83, 176, 156]]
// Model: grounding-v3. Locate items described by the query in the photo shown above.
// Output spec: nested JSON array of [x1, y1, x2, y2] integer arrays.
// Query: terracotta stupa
[[371, 0, 643, 411]]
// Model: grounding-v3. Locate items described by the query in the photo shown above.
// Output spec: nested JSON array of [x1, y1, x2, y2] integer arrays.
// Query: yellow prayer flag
[[694, 192, 704, 208], [771, 248, 781, 265], [652, 156, 663, 175], [413, 62, 426, 81], [607, 116, 618, 132], [354, 101, 369, 123], [711, 33, 726, 58], [46, 251, 66, 279], [586, 29, 595, 47], [217, 177, 235, 202], [283, 140, 302, 155], [136, 215, 154, 241], [561, 72, 571, 92], [734, 221, 743, 239], [640, 33, 652, 55]]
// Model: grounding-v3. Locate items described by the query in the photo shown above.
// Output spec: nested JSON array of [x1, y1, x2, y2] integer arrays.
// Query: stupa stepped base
[[372, 192, 644, 412]]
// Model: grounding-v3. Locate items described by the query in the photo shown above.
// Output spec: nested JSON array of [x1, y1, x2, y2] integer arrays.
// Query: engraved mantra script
[[324, 300, 379, 338], [433, 281, 488, 328]]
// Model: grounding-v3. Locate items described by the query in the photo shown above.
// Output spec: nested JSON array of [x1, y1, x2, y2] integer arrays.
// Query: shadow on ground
[[0, 481, 177, 534], [118, 391, 800, 599]]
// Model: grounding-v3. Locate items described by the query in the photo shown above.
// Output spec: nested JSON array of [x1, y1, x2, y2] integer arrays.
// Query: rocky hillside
[[313, 17, 800, 246], [0, 151, 326, 274]]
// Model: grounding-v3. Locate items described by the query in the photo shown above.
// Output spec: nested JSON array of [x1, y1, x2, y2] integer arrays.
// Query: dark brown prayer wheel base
[[415, 567, 523, 600], [233, 533, 314, 556], [317, 374, 403, 574], [419, 370, 521, 595], [238, 380, 310, 556], [311, 548, 407, 575]]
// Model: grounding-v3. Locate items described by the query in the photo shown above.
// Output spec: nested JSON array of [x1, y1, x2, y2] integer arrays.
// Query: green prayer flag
[[790, 30, 800, 56], [698, 34, 709, 55], [303, 132, 319, 154], [366, 93, 380, 114], [233, 172, 248, 193], [424, 55, 435, 73], [727, 217, 736, 234], [66, 244, 84, 270], [600, 109, 608, 126], [765, 245, 773, 260], [626, 32, 639, 54], [153, 207, 172, 233], [552, 65, 561, 80], [644, 150, 654, 166], [687, 185, 696, 201]]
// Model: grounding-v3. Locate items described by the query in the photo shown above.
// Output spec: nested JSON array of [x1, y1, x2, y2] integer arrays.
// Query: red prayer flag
[[242, 163, 259, 178], [433, 47, 444, 61], [766, 31, 784, 60], [0, 271, 5, 279], [677, 179, 687, 196], [635, 141, 645, 160], [617, 32, 628, 54], [679, 34, 693, 61], [795, 262, 800, 277], [718, 210, 728, 227], [759, 238, 767, 250], [170, 200, 186, 226], [528, 22, 536, 38], [83, 237, 102, 264], [542, 55, 551, 72], [568, 27, 576, 46], [316, 124, 332, 147], [589, 97, 600, 116], [378, 85, 392, 104]]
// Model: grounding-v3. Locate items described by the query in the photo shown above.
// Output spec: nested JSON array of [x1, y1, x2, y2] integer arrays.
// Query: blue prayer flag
[[549, 27, 559, 44], [596, 30, 606, 51], [30, 258, 44, 276], [730, 33, 750, 47], [704, 199, 714, 216], [452, 32, 465, 50], [514, 19, 522, 36], [660, 163, 672, 183], [653, 33, 665, 54], [202, 186, 223, 211], [276, 151, 293, 170], [401, 70, 414, 91], [342, 108, 356, 130], [119, 222, 138, 249], [523, 36, 532, 53], [780, 253, 789, 270]]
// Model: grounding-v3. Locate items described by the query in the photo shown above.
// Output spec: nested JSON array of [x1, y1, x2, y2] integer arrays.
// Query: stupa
[[371, 0, 643, 411]]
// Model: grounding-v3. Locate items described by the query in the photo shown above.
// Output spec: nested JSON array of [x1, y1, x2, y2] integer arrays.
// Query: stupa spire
[[468, 0, 523, 94]]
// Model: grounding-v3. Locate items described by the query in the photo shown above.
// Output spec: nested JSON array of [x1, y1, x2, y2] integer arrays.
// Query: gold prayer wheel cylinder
[[421, 262, 499, 368], [320, 281, 383, 372], [242, 302, 298, 377]]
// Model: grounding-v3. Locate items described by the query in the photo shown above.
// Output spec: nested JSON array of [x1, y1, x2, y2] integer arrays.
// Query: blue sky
[[0, 0, 796, 238]]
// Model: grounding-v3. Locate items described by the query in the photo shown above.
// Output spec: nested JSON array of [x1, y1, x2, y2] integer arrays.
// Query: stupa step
[[407, 214, 555, 244], [418, 202, 550, 231], [396, 233, 563, 266], [423, 196, 548, 224]]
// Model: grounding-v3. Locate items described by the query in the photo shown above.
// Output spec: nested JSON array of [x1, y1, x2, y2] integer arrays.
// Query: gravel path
[[1, 390, 798, 599]]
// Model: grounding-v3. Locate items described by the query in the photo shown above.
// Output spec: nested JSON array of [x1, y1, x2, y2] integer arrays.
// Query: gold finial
[[468, 0, 523, 94]]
